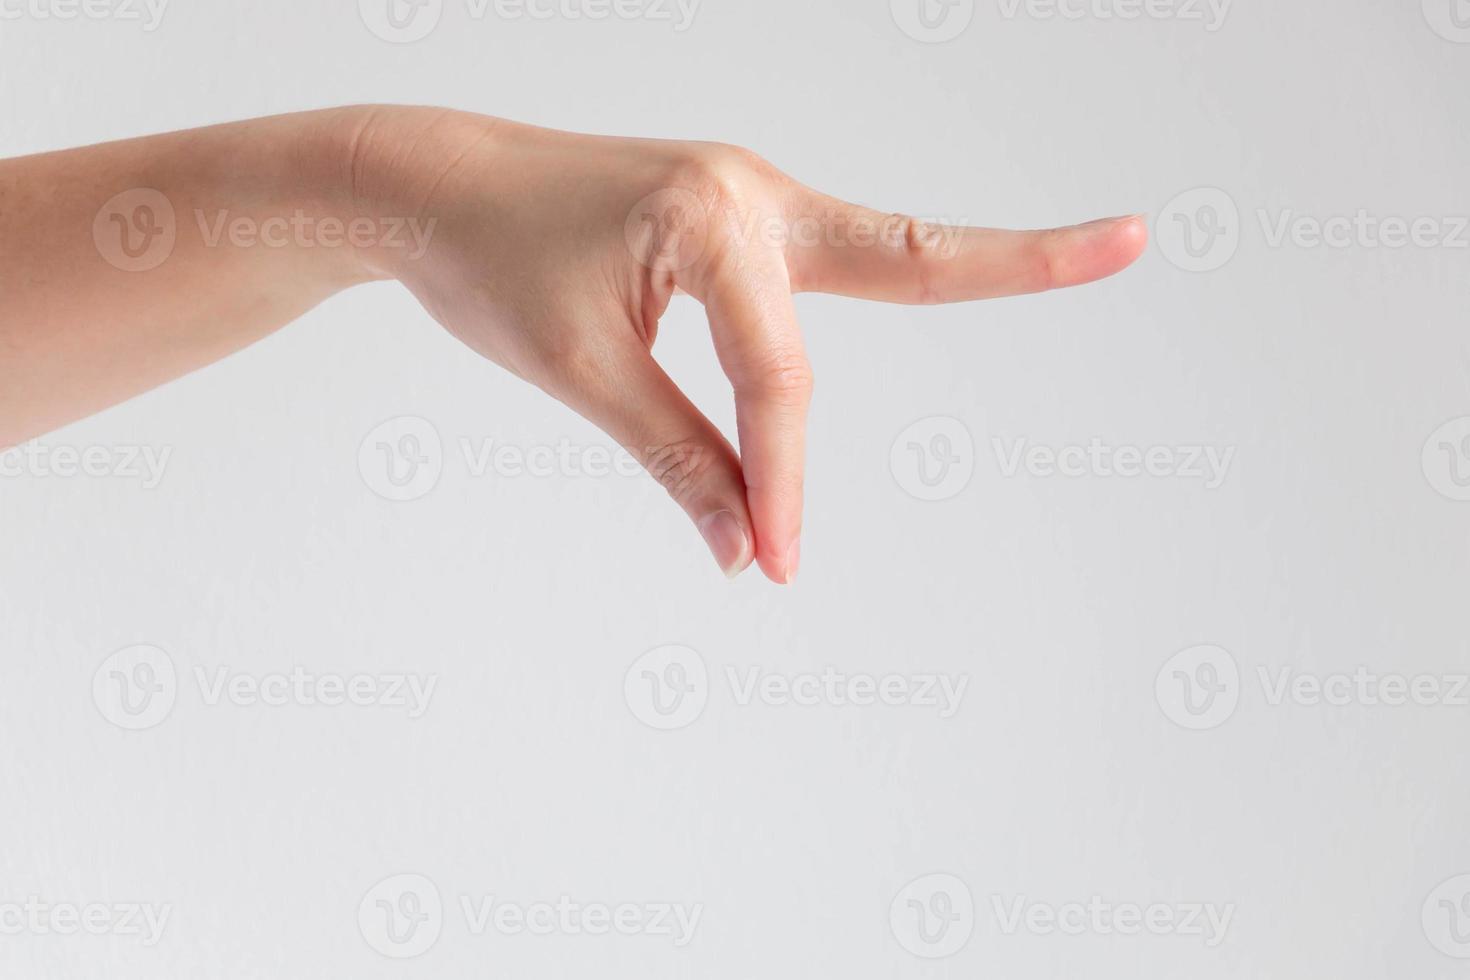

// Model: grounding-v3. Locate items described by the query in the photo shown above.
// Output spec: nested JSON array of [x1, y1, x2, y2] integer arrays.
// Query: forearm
[[0, 106, 387, 447]]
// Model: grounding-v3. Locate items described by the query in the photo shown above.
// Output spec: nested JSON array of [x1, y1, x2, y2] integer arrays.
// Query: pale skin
[[0, 105, 1148, 583]]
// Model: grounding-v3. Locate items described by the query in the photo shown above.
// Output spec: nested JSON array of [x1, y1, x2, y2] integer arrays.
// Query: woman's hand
[[0, 105, 1147, 583], [340, 107, 1148, 582]]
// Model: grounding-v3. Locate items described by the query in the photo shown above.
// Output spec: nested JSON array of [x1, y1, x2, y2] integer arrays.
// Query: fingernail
[[783, 539, 802, 585], [1083, 214, 1143, 228], [698, 511, 750, 578]]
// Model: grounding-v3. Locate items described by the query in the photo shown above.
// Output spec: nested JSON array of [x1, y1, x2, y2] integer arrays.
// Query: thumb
[[559, 342, 755, 578]]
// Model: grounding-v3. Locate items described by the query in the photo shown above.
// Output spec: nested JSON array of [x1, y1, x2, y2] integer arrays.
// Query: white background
[[2, 0, 1469, 976]]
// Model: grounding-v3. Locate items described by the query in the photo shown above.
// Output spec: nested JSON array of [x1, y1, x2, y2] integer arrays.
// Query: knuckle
[[1034, 234, 1061, 291], [891, 214, 945, 304], [673, 143, 775, 208], [658, 145, 792, 287], [895, 214, 942, 259], [748, 353, 815, 403], [644, 439, 716, 505]]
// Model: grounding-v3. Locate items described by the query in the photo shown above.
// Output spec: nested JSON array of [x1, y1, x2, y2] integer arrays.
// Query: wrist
[[319, 104, 508, 283]]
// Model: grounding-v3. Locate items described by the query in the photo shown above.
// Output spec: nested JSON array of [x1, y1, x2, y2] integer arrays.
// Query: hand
[[0, 105, 1144, 583], [346, 107, 1147, 583]]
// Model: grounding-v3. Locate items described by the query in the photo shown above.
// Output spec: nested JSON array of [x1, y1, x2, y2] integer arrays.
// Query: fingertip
[[752, 535, 800, 585], [1059, 214, 1150, 287], [1112, 213, 1150, 264], [698, 509, 755, 579]]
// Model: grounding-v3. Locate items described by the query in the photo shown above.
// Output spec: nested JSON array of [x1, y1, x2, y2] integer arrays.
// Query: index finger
[[786, 194, 1148, 304]]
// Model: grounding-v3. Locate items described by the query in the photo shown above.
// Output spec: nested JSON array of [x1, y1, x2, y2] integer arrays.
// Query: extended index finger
[[787, 194, 1148, 305]]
